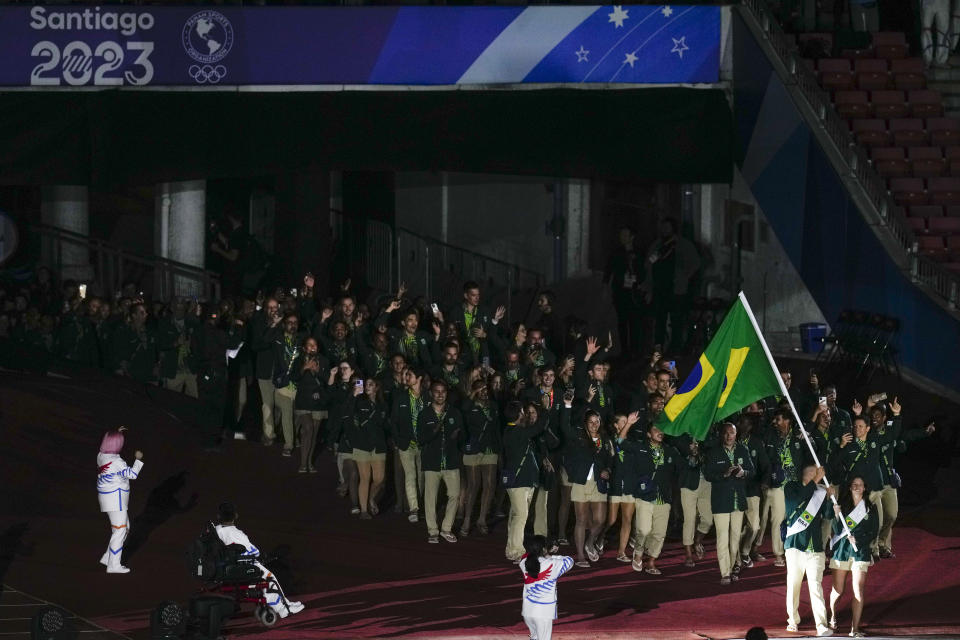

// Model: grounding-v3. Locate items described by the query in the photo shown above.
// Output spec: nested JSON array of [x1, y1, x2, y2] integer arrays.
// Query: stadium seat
[[928, 118, 960, 146], [928, 217, 960, 235], [852, 118, 891, 146], [855, 59, 891, 90], [836, 90, 872, 118], [909, 90, 943, 118], [948, 235, 960, 249], [908, 204, 944, 218], [907, 217, 928, 233], [928, 177, 960, 205], [946, 205, 960, 217], [873, 32, 909, 59], [818, 58, 854, 91], [872, 90, 909, 118], [891, 58, 926, 90], [889, 177, 928, 204], [799, 33, 834, 57], [890, 118, 929, 146], [917, 235, 946, 252], [872, 147, 909, 177], [909, 146, 946, 177]]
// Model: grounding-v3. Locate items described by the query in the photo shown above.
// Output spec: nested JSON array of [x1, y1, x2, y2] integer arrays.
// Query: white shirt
[[96, 453, 143, 512], [215, 524, 261, 557], [520, 554, 574, 619]]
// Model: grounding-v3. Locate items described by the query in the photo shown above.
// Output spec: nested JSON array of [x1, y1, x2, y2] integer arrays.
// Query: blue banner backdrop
[[0, 5, 720, 87]]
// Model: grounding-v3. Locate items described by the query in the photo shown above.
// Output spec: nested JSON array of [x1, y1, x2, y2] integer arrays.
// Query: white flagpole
[[736, 291, 857, 550]]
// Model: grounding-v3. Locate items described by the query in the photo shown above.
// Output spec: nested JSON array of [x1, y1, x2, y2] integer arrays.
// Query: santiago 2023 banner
[[0, 5, 720, 87]]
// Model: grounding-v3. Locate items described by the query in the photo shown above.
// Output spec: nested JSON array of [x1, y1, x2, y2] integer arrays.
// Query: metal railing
[[34, 223, 221, 301], [332, 213, 545, 325], [740, 0, 960, 311]]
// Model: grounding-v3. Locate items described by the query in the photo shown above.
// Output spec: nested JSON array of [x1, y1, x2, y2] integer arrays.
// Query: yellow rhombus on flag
[[655, 293, 783, 440]]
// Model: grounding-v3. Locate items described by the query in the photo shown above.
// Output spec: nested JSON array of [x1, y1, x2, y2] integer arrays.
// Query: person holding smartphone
[[326, 361, 361, 512], [704, 422, 755, 585], [339, 378, 390, 519]]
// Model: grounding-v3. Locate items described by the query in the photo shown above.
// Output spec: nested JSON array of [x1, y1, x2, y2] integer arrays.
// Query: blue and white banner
[[0, 5, 719, 88]]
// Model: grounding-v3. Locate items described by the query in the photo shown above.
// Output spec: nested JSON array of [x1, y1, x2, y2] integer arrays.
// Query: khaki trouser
[[635, 500, 671, 558], [740, 495, 762, 556], [758, 486, 786, 557], [877, 485, 898, 552], [713, 511, 745, 577], [235, 375, 247, 423], [868, 489, 885, 554], [785, 548, 828, 631], [532, 487, 549, 537], [398, 446, 423, 511], [680, 478, 713, 546], [424, 469, 460, 536], [506, 486, 535, 560], [165, 372, 198, 399], [258, 379, 277, 440], [274, 386, 296, 449]]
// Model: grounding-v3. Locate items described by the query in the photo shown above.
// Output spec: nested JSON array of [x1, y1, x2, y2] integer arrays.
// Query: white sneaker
[[234, 432, 247, 440], [99, 553, 108, 566], [106, 566, 130, 574], [817, 626, 834, 637], [287, 602, 305, 615]]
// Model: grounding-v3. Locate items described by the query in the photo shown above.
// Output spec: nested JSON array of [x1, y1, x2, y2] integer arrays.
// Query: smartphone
[[819, 396, 827, 405], [667, 360, 676, 370], [482, 356, 490, 368], [78, 284, 87, 299], [430, 303, 440, 315], [290, 288, 298, 298], [355, 379, 365, 388]]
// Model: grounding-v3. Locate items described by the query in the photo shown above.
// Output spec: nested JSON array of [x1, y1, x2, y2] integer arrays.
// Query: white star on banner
[[624, 52, 638, 67], [575, 45, 590, 62], [661, 6, 674, 17], [608, 5, 629, 28], [671, 36, 689, 59]]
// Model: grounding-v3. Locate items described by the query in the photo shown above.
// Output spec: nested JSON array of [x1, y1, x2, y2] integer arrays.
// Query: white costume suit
[[215, 524, 303, 617], [96, 452, 143, 572], [519, 554, 574, 640]]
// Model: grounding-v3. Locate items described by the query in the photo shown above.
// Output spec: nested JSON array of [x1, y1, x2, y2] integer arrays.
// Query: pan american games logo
[[182, 10, 233, 84]]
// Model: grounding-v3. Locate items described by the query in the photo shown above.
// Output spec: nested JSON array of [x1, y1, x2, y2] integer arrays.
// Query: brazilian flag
[[656, 292, 783, 439]]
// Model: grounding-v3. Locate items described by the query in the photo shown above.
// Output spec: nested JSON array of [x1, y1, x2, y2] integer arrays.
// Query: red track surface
[[2, 372, 959, 639]]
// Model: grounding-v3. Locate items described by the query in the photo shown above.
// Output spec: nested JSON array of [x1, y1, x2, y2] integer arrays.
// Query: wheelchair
[[187, 521, 288, 627]]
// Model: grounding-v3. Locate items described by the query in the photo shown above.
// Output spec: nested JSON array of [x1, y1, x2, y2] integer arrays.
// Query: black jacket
[[501, 416, 548, 488], [418, 404, 465, 471], [463, 399, 501, 456], [390, 389, 426, 452], [559, 404, 614, 486], [291, 354, 331, 411], [250, 312, 282, 380], [704, 442, 756, 514], [331, 395, 390, 453]]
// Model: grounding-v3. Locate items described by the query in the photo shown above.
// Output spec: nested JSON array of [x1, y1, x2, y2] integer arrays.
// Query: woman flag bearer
[[520, 535, 574, 640], [829, 476, 879, 638], [96, 427, 143, 574]]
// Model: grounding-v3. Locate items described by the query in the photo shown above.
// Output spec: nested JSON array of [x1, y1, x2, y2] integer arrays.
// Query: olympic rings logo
[[188, 64, 226, 84]]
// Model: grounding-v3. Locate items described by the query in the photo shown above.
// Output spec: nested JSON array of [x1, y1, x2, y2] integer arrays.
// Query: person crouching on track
[[215, 502, 305, 619], [97, 427, 143, 574], [520, 535, 574, 640]]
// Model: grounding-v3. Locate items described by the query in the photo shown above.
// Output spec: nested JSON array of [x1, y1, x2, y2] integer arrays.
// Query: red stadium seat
[[891, 58, 927, 90], [928, 217, 960, 235], [872, 147, 909, 177], [835, 90, 872, 118], [928, 177, 960, 204], [819, 58, 854, 91], [852, 119, 892, 146], [890, 177, 928, 204], [908, 204, 945, 218], [872, 90, 909, 118], [917, 235, 945, 252], [855, 58, 890, 90], [948, 236, 960, 249], [909, 90, 944, 118], [907, 217, 927, 233], [873, 32, 908, 59], [890, 118, 929, 146], [928, 118, 960, 146], [908, 146, 946, 177], [946, 206, 960, 217]]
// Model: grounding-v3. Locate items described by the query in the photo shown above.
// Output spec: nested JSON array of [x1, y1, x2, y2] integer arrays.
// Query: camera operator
[[208, 213, 248, 298], [192, 305, 243, 451]]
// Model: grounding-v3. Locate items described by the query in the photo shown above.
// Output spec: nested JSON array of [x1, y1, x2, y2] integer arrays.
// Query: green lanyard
[[437, 408, 448, 470], [651, 445, 665, 504], [409, 391, 423, 448], [597, 384, 606, 408]]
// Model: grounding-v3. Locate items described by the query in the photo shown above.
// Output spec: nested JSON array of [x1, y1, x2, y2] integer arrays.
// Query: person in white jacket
[[96, 427, 143, 574], [215, 502, 305, 619], [519, 536, 574, 640]]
